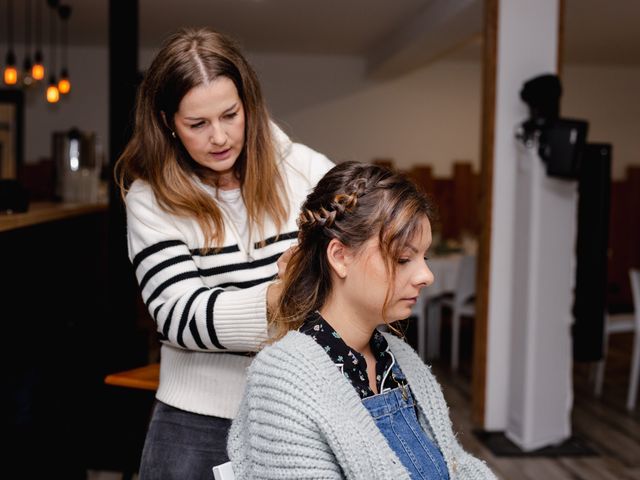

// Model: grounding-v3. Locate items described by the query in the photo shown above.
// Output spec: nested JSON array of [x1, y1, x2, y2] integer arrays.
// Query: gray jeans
[[138, 401, 231, 480]]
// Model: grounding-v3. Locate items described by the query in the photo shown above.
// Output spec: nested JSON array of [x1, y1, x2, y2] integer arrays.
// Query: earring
[[171, 131, 176, 139]]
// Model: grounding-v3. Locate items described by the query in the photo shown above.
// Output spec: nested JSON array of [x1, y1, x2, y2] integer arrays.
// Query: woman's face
[[343, 216, 435, 324], [173, 76, 246, 187]]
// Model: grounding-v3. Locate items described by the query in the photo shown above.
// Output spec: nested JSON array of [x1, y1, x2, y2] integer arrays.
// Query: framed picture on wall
[[0, 90, 24, 180]]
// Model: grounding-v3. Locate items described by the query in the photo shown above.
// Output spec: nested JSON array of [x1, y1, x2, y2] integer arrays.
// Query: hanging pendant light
[[46, 76, 60, 102], [23, 0, 34, 86], [32, 0, 46, 80], [57, 4, 72, 94], [4, 0, 18, 85], [46, 0, 60, 103]]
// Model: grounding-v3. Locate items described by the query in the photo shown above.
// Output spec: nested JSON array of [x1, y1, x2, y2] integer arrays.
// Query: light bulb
[[33, 51, 45, 80], [32, 63, 45, 80], [58, 77, 71, 94], [47, 81, 60, 103], [58, 69, 71, 94], [4, 51, 18, 85], [4, 66, 18, 85]]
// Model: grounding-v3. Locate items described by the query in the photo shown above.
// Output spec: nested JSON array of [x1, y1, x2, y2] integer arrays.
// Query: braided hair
[[270, 161, 434, 340]]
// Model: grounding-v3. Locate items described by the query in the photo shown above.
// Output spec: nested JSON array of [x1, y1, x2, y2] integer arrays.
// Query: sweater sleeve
[[227, 347, 345, 479], [125, 185, 269, 352]]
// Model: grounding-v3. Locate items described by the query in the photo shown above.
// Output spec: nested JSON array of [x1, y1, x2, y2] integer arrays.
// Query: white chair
[[595, 269, 640, 410], [212, 461, 235, 480], [439, 254, 477, 372]]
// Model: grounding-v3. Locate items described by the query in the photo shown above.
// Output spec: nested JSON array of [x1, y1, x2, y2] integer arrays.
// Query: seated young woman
[[228, 161, 496, 480]]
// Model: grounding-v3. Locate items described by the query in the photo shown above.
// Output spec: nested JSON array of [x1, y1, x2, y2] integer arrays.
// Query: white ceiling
[[5, 0, 640, 67]]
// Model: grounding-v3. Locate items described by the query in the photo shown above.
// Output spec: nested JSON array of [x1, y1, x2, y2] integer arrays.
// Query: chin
[[385, 311, 408, 324]]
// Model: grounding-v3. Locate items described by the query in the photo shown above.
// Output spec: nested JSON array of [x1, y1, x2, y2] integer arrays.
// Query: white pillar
[[484, 0, 561, 430], [506, 144, 575, 450]]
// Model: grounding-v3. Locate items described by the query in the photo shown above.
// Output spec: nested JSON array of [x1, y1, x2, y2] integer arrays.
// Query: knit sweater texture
[[125, 124, 333, 418], [228, 331, 496, 480]]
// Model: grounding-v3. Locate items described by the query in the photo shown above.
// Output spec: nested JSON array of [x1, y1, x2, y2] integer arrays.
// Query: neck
[[201, 169, 240, 190], [319, 295, 377, 354], [217, 171, 240, 190]]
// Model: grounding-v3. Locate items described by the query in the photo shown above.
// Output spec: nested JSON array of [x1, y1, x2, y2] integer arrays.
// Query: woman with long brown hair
[[228, 162, 495, 479], [115, 27, 333, 478]]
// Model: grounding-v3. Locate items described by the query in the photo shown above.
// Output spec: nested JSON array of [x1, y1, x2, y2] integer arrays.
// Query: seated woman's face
[[342, 216, 434, 325]]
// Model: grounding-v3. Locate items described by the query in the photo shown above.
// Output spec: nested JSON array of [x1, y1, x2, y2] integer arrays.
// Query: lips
[[209, 148, 232, 160]]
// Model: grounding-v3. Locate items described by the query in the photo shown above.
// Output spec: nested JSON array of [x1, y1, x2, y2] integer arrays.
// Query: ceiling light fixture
[[46, 0, 60, 103], [32, 0, 45, 81], [4, 0, 18, 85], [57, 4, 71, 95]]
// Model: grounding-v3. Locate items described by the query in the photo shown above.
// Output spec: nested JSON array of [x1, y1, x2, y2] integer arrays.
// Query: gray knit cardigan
[[228, 331, 496, 479]]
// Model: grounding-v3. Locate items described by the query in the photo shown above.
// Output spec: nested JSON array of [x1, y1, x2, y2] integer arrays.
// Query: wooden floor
[[435, 331, 640, 480]]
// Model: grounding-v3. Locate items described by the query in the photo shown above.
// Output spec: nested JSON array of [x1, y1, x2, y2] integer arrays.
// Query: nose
[[209, 123, 227, 146], [415, 262, 435, 289]]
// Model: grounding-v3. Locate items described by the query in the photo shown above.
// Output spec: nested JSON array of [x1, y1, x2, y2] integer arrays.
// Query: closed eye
[[190, 121, 205, 129]]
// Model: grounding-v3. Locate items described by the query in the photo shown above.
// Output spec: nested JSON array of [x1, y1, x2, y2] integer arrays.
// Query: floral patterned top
[[299, 311, 403, 399]]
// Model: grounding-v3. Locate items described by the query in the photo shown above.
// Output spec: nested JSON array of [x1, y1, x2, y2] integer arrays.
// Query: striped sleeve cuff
[[213, 282, 270, 351]]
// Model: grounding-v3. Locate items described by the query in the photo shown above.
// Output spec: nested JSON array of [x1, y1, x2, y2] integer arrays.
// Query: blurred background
[[1, 1, 638, 478]]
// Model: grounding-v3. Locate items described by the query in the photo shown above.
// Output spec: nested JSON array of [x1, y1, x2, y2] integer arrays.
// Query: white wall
[[276, 59, 482, 175], [563, 65, 640, 180]]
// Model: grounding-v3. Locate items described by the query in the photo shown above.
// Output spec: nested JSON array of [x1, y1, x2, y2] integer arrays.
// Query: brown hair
[[270, 161, 434, 340], [115, 27, 288, 249]]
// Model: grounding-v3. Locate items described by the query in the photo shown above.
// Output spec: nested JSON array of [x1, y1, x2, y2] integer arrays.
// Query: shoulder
[[271, 122, 334, 185], [282, 143, 334, 183], [125, 179, 153, 202], [247, 331, 333, 386], [252, 331, 319, 370], [123, 180, 188, 242], [124, 179, 171, 223], [124, 180, 158, 217]]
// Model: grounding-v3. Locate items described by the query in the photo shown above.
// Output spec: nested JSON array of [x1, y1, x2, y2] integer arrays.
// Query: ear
[[326, 238, 351, 279]]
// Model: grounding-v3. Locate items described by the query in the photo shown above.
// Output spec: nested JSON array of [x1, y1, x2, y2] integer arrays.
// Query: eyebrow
[[183, 103, 238, 121]]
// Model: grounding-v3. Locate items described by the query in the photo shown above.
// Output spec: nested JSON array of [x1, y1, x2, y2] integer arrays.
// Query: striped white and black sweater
[[125, 125, 333, 419]]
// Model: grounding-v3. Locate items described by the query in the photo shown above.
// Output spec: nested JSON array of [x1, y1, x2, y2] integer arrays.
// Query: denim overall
[[362, 363, 449, 480]]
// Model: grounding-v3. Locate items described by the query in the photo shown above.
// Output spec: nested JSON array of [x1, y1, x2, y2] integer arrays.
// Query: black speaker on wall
[[572, 143, 612, 362]]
